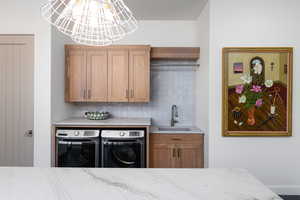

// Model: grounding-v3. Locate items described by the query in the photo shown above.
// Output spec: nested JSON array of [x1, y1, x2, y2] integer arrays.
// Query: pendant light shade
[[42, 0, 138, 46]]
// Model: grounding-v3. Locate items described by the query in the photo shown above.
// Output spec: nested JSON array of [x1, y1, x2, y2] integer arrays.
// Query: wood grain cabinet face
[[177, 144, 203, 168], [107, 50, 129, 102], [86, 50, 108, 102], [149, 144, 173, 168], [66, 49, 87, 102], [129, 50, 150, 102], [65, 45, 150, 103], [150, 134, 204, 168]]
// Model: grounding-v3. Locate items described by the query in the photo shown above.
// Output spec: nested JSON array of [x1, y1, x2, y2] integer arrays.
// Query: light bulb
[[71, 0, 114, 28], [72, 0, 83, 19]]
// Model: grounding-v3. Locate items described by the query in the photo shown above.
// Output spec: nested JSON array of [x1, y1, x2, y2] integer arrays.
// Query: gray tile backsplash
[[71, 62, 196, 126]]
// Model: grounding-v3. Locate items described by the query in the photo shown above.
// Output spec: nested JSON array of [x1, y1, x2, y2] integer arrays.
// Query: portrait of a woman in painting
[[222, 48, 293, 137]]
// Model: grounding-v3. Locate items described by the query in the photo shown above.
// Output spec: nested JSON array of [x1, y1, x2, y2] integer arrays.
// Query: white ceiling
[[124, 0, 208, 20]]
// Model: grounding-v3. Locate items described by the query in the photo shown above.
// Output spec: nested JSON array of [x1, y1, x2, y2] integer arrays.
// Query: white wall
[[0, 0, 52, 166], [208, 0, 300, 195], [118, 20, 200, 46], [52, 20, 200, 123], [195, 3, 210, 167], [51, 28, 75, 122]]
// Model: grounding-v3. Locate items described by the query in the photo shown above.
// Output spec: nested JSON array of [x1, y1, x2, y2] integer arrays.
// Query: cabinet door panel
[[87, 50, 108, 102], [150, 134, 204, 168], [129, 50, 150, 102], [178, 144, 203, 168], [66, 49, 86, 102], [150, 144, 173, 168], [108, 50, 129, 102]]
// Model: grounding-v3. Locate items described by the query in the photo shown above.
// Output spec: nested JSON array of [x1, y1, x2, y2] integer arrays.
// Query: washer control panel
[[56, 130, 100, 138], [101, 130, 144, 138]]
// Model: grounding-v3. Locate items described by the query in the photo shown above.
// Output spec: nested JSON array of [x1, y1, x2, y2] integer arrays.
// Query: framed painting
[[222, 47, 293, 137]]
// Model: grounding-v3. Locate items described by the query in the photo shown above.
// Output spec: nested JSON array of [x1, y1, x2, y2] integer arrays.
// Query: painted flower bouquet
[[235, 68, 274, 126]]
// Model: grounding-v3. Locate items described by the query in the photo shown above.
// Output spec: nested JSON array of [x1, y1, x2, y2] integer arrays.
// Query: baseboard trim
[[269, 185, 300, 195]]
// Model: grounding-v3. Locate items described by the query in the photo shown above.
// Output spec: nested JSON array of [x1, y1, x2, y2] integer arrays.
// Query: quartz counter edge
[[53, 117, 152, 127], [150, 126, 205, 134]]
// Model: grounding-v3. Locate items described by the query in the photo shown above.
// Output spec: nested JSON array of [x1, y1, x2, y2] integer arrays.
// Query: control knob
[[74, 131, 80, 136], [120, 132, 126, 136]]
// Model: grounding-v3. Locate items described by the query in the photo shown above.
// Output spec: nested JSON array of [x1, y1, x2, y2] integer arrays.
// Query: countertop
[[151, 126, 204, 134], [0, 167, 281, 200], [53, 117, 152, 126]]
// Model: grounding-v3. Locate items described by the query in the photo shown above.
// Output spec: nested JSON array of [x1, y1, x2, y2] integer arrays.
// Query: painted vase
[[247, 107, 256, 126]]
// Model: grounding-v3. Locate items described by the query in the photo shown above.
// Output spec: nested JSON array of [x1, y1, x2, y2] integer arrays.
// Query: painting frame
[[222, 47, 293, 137]]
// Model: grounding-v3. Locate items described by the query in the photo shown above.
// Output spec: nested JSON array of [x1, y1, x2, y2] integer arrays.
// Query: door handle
[[25, 130, 33, 137]]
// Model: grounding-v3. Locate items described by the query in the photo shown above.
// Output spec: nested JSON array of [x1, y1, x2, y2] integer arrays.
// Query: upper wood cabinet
[[65, 45, 151, 103], [107, 49, 129, 102], [65, 48, 87, 102], [150, 134, 204, 168], [86, 50, 108, 102], [129, 49, 150, 102], [151, 47, 200, 60]]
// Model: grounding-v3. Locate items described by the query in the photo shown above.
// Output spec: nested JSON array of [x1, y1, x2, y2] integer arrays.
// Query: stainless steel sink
[[158, 127, 192, 132]]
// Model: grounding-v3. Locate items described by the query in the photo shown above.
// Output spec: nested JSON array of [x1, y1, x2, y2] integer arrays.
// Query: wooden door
[[150, 144, 173, 168], [107, 49, 129, 102], [86, 50, 108, 102], [0, 35, 34, 166], [177, 144, 203, 168], [129, 49, 150, 102], [66, 48, 87, 102]]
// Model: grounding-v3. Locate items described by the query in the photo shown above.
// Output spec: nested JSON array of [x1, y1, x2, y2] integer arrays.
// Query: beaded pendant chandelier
[[42, 0, 138, 46]]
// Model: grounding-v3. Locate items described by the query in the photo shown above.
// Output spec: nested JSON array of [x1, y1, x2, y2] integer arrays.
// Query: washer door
[[112, 146, 136, 165], [57, 140, 99, 167], [110, 142, 141, 167]]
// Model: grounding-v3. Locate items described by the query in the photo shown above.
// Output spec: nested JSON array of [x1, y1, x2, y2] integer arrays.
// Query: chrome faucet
[[171, 105, 179, 127]]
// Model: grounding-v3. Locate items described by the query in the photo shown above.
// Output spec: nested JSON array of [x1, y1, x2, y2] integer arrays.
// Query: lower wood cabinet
[[150, 134, 204, 168]]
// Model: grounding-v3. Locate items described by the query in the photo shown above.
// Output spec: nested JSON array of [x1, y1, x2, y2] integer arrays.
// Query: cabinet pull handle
[[126, 89, 129, 98], [177, 148, 181, 158], [172, 148, 176, 158], [131, 89, 134, 98], [88, 89, 91, 99], [83, 89, 87, 99]]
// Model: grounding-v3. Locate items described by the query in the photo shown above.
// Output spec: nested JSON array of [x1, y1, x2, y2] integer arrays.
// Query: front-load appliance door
[[102, 140, 144, 168], [57, 140, 99, 167]]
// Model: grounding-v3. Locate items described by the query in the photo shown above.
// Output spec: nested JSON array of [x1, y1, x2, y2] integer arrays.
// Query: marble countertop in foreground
[[53, 117, 152, 126], [0, 168, 281, 200]]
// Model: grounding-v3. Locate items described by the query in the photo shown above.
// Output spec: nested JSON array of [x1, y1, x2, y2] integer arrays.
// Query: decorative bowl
[[85, 112, 110, 120]]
